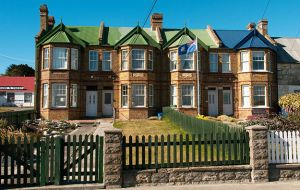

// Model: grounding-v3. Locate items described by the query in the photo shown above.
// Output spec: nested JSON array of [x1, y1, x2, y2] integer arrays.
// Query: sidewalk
[[117, 182, 300, 190]]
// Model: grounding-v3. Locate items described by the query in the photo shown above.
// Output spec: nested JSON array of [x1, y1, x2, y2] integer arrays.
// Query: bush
[[279, 93, 300, 113]]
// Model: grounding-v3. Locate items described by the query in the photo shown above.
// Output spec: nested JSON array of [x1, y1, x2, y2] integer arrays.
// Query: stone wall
[[269, 164, 300, 181], [123, 165, 251, 187]]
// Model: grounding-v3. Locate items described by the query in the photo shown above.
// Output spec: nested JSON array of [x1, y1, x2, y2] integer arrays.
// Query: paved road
[[117, 182, 300, 190]]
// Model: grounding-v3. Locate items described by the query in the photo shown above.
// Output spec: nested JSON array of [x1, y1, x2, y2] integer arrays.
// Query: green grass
[[114, 119, 187, 137]]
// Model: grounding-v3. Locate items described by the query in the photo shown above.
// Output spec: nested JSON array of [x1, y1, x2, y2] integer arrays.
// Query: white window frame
[[181, 53, 194, 70], [89, 50, 98, 71], [52, 83, 67, 108], [132, 84, 145, 107], [121, 50, 128, 70], [181, 84, 194, 107], [252, 51, 266, 71], [70, 84, 78, 107], [253, 85, 266, 107], [241, 51, 249, 72], [170, 51, 178, 71], [43, 83, 49, 108], [43, 47, 49, 69], [148, 50, 153, 70], [102, 51, 112, 71], [149, 84, 154, 107], [24, 93, 32, 103], [53, 47, 68, 69], [71, 48, 78, 70], [221, 53, 231, 73], [132, 49, 145, 70], [242, 85, 250, 108], [121, 84, 128, 108], [209, 53, 218, 72], [170, 85, 177, 107]]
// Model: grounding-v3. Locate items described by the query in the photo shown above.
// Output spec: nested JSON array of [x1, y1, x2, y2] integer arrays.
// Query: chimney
[[247, 22, 256, 30], [150, 13, 163, 31], [39, 4, 49, 31], [257, 19, 268, 35], [48, 16, 55, 30]]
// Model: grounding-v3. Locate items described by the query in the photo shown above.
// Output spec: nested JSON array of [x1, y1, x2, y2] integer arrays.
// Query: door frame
[[208, 87, 218, 116]]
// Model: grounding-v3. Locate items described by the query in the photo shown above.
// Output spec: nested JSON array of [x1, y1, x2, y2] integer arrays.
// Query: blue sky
[[0, 0, 300, 74]]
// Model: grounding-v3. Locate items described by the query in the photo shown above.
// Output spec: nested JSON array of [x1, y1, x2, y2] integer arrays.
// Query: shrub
[[279, 93, 300, 113]]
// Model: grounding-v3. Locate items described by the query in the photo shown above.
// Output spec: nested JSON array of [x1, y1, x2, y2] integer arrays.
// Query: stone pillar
[[104, 128, 123, 188], [246, 125, 269, 182]]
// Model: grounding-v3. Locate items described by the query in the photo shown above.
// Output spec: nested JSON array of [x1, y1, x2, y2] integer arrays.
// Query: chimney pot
[[150, 13, 163, 31], [247, 22, 256, 30]]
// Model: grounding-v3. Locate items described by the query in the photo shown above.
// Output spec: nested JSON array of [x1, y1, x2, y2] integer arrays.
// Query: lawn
[[114, 119, 187, 137]]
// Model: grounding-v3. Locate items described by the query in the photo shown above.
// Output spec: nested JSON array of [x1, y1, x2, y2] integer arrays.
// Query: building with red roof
[[0, 76, 35, 107]]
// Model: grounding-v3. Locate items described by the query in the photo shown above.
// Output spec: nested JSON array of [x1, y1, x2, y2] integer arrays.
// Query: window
[[121, 50, 128, 70], [43, 84, 48, 108], [52, 84, 67, 107], [121, 85, 128, 107], [209, 53, 218, 72], [170, 85, 177, 107], [132, 49, 145, 70], [181, 53, 194, 70], [222, 53, 231, 73], [70, 84, 78, 107], [53, 48, 68, 69], [223, 91, 231, 104], [242, 85, 250, 107], [253, 85, 266, 106], [71, 48, 78, 70], [89, 50, 98, 71], [149, 84, 154, 107], [170, 51, 177, 71], [132, 84, 145, 107], [43, 48, 49, 69], [148, 50, 153, 70], [241, 51, 249, 72], [102, 51, 112, 71], [252, 51, 265, 71], [181, 84, 194, 107], [24, 93, 32, 103]]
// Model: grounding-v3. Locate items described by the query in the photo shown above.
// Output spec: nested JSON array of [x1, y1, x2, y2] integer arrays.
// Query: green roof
[[170, 34, 193, 47], [68, 26, 99, 45], [123, 34, 148, 45]]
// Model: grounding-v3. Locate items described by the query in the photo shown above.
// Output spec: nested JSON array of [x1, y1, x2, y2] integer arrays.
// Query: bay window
[[181, 84, 194, 107], [52, 84, 67, 107], [132, 49, 145, 70], [253, 85, 266, 106], [170, 51, 177, 71], [121, 50, 128, 70], [209, 53, 218, 72], [242, 85, 250, 107], [121, 84, 128, 107], [149, 84, 154, 107], [148, 50, 153, 70], [102, 51, 112, 71], [71, 48, 78, 70], [181, 53, 194, 70], [89, 50, 98, 71], [252, 51, 265, 71], [132, 84, 145, 107], [70, 84, 78, 107], [53, 48, 68, 69], [170, 85, 177, 107], [43, 84, 48, 108], [241, 51, 249, 72], [43, 48, 49, 69], [222, 53, 231, 73]]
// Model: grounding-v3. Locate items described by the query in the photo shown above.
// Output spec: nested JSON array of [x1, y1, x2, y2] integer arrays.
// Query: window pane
[[242, 85, 250, 107], [182, 53, 193, 70], [52, 84, 67, 107], [53, 48, 68, 69], [121, 50, 128, 70], [181, 85, 193, 106], [89, 51, 98, 71], [71, 48, 78, 70], [24, 93, 32, 103], [132, 84, 145, 107], [170, 85, 177, 106], [132, 50, 145, 70], [241, 52, 249, 72], [102, 51, 111, 71], [222, 54, 230, 72], [209, 53, 218, 72], [104, 93, 111, 104], [71, 84, 77, 107], [148, 51, 153, 70], [170, 51, 177, 71], [121, 85, 128, 107], [43, 48, 49, 69], [253, 86, 266, 106], [253, 52, 265, 70], [223, 92, 231, 104], [43, 84, 48, 108]]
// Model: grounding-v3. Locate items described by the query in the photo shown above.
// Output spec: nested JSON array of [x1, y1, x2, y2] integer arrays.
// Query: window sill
[[181, 106, 195, 108], [237, 71, 272, 74], [239, 106, 270, 109]]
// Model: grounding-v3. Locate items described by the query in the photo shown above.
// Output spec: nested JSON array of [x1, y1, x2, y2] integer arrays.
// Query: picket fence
[[268, 130, 300, 164]]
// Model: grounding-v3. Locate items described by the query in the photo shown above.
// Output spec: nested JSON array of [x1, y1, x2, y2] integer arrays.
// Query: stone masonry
[[104, 129, 123, 188], [246, 125, 269, 182]]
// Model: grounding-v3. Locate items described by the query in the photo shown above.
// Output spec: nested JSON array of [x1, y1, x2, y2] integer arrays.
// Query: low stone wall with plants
[[269, 164, 300, 181], [123, 165, 251, 187]]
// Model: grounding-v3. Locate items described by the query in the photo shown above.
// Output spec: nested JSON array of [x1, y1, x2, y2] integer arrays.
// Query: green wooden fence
[[0, 110, 35, 125], [163, 107, 244, 136], [122, 132, 250, 170], [0, 135, 103, 188]]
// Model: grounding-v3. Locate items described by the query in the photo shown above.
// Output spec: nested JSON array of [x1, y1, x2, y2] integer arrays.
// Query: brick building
[[35, 5, 278, 120]]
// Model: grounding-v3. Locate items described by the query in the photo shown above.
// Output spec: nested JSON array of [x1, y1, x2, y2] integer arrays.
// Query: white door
[[223, 88, 233, 115], [86, 91, 97, 117], [208, 88, 218, 116], [102, 90, 113, 116]]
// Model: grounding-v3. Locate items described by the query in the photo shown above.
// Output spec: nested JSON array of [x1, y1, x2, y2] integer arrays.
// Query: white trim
[[131, 49, 145, 70], [252, 51, 266, 72]]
